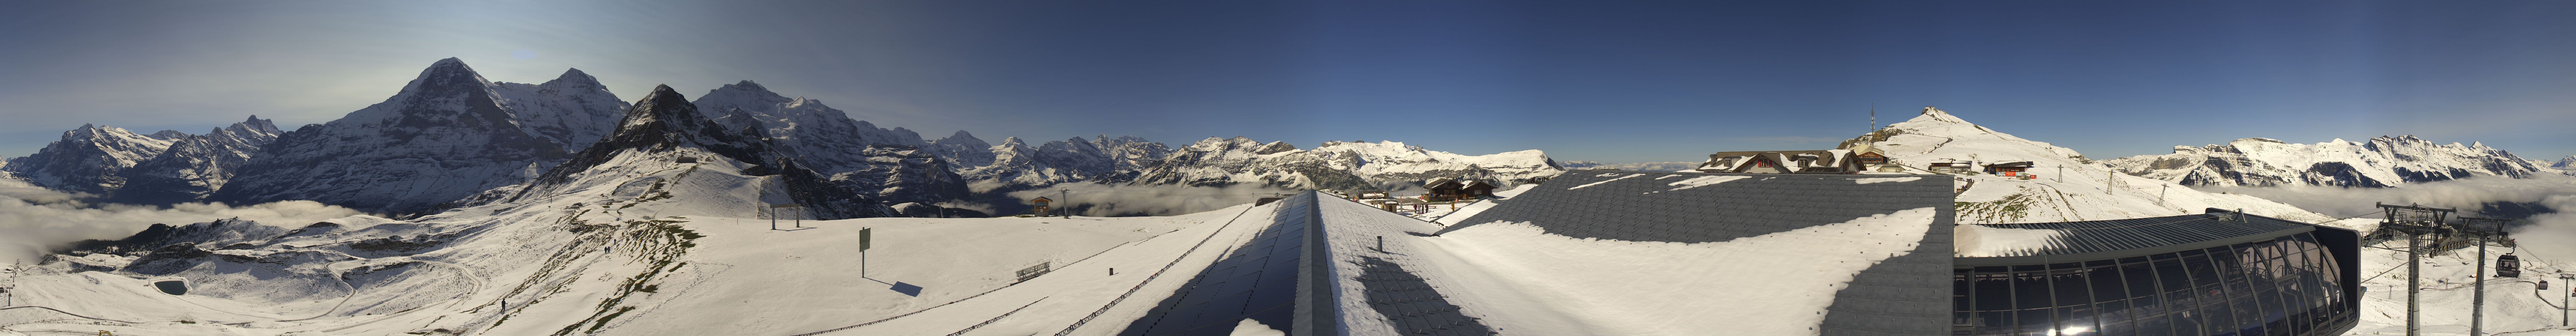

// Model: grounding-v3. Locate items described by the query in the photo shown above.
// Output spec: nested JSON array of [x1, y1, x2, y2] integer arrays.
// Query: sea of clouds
[[0, 178, 364, 264], [2197, 175, 2576, 271]]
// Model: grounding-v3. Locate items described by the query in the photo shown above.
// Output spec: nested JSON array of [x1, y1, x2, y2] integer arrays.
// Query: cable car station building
[[1099, 170, 2357, 336], [1953, 209, 2361, 336]]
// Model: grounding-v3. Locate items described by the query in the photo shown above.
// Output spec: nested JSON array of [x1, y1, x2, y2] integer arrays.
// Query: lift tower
[[2375, 203, 2455, 336]]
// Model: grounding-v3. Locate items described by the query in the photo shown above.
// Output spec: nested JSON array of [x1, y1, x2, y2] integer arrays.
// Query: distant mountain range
[[2104, 136, 2571, 187], [1, 58, 1563, 218]]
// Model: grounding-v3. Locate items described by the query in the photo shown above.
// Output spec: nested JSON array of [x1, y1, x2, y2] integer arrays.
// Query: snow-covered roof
[[1955, 208, 2347, 265], [1434, 170, 1957, 334]]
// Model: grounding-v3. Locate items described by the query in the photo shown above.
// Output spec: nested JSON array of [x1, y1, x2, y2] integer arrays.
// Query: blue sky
[[3, 1, 2572, 163]]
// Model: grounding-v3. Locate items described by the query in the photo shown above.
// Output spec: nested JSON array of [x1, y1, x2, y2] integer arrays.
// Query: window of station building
[[2015, 265, 2055, 334]]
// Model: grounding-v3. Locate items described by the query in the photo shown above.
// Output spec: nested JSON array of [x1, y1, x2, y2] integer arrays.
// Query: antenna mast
[[1868, 104, 1877, 141]]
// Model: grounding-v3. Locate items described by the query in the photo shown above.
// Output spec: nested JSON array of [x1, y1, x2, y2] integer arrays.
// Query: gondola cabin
[[2498, 254, 2520, 278]]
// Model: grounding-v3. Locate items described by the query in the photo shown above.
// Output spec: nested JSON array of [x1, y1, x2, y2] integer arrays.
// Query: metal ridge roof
[[1957, 208, 2318, 266]]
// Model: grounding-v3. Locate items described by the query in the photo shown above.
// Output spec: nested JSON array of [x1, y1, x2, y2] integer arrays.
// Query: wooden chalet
[[1421, 178, 1498, 200], [1982, 161, 2036, 176], [1697, 149, 1871, 174]]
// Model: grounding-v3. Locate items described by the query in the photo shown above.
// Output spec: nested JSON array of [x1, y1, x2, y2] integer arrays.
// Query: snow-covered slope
[[2106, 136, 2566, 187], [109, 116, 286, 204], [1129, 137, 1563, 191], [1858, 107, 2332, 224], [1, 124, 180, 195], [693, 81, 970, 204], [211, 58, 625, 215]]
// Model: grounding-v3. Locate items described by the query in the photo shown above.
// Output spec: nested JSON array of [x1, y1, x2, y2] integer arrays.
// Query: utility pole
[[2461, 217, 2507, 336], [2560, 273, 2572, 326], [1868, 104, 1876, 138], [2474, 227, 2488, 336], [858, 227, 872, 278], [5, 259, 17, 307], [2105, 169, 2115, 194], [2159, 184, 2169, 206]]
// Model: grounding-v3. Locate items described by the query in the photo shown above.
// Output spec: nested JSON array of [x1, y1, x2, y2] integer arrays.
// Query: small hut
[[1030, 196, 1052, 217], [1982, 161, 2035, 176]]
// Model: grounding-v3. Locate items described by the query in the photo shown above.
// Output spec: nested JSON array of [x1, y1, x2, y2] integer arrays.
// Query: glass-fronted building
[[1953, 209, 2361, 336]]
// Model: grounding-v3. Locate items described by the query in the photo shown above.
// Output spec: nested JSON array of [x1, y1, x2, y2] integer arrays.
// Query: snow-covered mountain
[[692, 81, 970, 205], [4, 58, 1557, 216], [1128, 137, 1562, 191], [516, 84, 892, 219], [2, 124, 179, 195], [108, 116, 285, 204], [1, 116, 284, 203], [1854, 107, 2331, 224], [2104, 136, 2566, 187], [210, 58, 626, 215], [956, 135, 1175, 191], [926, 130, 997, 168]]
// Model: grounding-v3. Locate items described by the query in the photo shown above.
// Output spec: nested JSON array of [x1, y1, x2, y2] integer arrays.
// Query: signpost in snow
[[859, 227, 872, 278]]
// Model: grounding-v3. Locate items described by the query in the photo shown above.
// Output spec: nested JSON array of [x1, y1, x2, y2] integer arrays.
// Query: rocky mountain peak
[[234, 115, 281, 134], [546, 68, 606, 90], [1252, 141, 1299, 155]]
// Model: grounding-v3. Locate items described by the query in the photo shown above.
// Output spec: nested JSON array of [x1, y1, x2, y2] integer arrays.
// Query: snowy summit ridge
[[1854, 106, 2329, 224], [2105, 135, 2568, 187]]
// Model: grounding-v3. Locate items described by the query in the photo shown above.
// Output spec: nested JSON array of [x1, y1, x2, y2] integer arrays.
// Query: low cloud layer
[[2199, 175, 2576, 271], [1005, 182, 1304, 217], [2193, 175, 2576, 218], [0, 178, 365, 264]]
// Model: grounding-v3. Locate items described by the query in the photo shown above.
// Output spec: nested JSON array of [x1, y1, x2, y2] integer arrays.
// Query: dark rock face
[[2300, 162, 2387, 188], [125, 242, 215, 276]]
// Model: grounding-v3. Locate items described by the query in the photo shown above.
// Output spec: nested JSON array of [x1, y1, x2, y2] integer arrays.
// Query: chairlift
[[2496, 254, 2521, 278], [2539, 279, 2548, 290]]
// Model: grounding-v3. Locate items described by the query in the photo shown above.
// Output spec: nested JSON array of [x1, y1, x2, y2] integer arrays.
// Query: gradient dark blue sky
[[4, 1, 2572, 162]]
